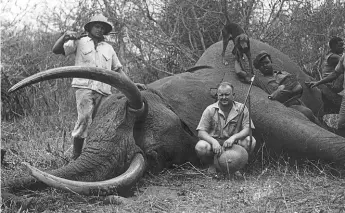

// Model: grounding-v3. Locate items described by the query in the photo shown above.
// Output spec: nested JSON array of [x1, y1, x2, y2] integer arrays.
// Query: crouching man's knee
[[238, 136, 256, 154], [195, 140, 213, 157]]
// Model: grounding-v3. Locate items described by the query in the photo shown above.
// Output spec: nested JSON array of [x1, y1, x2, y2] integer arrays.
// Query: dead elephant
[[2, 39, 345, 199]]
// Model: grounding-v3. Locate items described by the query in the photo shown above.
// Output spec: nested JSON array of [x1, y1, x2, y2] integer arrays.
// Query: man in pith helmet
[[52, 14, 146, 160]]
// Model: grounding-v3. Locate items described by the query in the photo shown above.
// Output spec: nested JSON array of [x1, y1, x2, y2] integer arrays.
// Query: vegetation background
[[1, 0, 345, 212]]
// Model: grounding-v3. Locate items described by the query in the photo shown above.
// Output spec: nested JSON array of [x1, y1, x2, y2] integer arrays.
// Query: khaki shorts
[[72, 88, 107, 138]]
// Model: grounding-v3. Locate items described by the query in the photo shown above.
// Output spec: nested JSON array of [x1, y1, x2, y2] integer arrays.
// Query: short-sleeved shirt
[[196, 101, 255, 140], [335, 54, 345, 89], [253, 70, 298, 94], [64, 36, 122, 95]]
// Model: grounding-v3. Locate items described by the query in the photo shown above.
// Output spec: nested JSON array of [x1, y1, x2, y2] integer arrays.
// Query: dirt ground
[[2, 159, 345, 213]]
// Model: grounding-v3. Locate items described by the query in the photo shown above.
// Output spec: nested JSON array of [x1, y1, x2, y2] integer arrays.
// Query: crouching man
[[195, 82, 256, 174]]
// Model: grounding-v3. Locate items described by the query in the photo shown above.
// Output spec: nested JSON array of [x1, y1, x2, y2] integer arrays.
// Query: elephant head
[[3, 66, 202, 196]]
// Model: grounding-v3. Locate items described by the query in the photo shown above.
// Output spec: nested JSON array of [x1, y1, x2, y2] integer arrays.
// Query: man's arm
[[234, 60, 252, 83], [310, 69, 341, 88], [230, 127, 250, 141], [52, 31, 78, 55], [111, 51, 147, 90], [309, 55, 344, 88]]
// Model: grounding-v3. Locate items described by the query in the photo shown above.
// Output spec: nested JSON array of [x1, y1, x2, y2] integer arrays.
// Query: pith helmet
[[84, 14, 113, 35]]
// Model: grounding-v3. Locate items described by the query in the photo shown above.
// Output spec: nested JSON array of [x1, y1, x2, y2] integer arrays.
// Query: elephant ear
[[149, 69, 222, 136]]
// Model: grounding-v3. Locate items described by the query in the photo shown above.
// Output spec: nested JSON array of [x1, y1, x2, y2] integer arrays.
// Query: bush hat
[[253, 51, 271, 69], [84, 14, 113, 35]]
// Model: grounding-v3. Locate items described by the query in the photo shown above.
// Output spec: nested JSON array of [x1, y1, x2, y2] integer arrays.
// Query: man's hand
[[63, 31, 78, 42], [305, 81, 319, 88], [135, 83, 147, 91], [223, 135, 237, 148], [212, 141, 222, 155]]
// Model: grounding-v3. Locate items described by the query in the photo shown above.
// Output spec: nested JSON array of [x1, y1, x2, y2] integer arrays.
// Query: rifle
[[233, 76, 255, 152]]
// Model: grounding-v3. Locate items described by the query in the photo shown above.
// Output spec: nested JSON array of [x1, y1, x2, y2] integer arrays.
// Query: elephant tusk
[[22, 153, 146, 196], [8, 66, 143, 110]]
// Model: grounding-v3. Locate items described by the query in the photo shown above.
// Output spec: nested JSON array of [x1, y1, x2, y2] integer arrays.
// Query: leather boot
[[72, 137, 85, 160]]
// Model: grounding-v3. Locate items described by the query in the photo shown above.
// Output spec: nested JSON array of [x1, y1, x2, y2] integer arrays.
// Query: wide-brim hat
[[84, 14, 113, 35]]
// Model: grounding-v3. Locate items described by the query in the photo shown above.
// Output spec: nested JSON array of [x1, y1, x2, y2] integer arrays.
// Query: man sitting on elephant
[[235, 51, 323, 126], [195, 82, 256, 174]]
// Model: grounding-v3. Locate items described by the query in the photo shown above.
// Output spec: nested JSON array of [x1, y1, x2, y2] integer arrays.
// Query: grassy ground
[[1, 116, 345, 213]]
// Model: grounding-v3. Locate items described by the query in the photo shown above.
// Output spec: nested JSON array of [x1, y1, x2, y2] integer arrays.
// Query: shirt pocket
[[227, 117, 239, 136], [81, 48, 93, 63], [101, 53, 112, 69]]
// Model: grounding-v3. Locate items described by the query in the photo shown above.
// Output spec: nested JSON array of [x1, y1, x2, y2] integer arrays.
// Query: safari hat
[[84, 14, 113, 35], [253, 51, 271, 69]]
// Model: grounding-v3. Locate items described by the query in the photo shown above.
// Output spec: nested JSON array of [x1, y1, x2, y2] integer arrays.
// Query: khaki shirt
[[196, 101, 255, 140], [253, 70, 295, 94], [64, 36, 122, 95], [335, 55, 345, 89]]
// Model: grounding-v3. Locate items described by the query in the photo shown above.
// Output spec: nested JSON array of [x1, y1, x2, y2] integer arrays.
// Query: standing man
[[52, 14, 145, 160], [195, 82, 256, 173], [308, 54, 345, 135], [321, 37, 344, 94]]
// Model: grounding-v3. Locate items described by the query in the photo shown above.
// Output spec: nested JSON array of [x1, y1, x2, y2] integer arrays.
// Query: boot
[[72, 137, 85, 160]]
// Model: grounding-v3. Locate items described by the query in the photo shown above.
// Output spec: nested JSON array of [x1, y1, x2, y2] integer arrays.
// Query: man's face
[[89, 22, 106, 39], [217, 85, 234, 107], [258, 56, 274, 76], [333, 41, 344, 54]]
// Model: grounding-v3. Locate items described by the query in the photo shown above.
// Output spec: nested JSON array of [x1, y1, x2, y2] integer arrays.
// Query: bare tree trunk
[[191, 5, 206, 51]]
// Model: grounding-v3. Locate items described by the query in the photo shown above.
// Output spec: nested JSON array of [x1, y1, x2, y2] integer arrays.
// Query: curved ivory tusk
[[22, 153, 146, 196], [8, 66, 143, 110]]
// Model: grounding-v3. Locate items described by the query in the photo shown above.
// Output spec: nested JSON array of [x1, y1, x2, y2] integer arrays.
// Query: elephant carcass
[[149, 39, 345, 165], [2, 39, 345, 197]]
